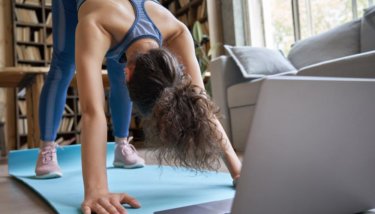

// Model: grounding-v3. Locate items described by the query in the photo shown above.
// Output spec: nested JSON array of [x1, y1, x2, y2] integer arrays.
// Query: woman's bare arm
[[164, 22, 204, 88], [75, 18, 140, 214]]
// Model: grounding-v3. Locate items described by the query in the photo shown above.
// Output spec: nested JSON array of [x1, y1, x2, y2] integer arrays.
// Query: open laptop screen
[[232, 77, 375, 214]]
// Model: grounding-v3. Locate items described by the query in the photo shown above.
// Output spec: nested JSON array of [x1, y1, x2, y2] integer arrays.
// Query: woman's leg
[[105, 58, 132, 138], [36, 0, 78, 178], [39, 0, 77, 141], [106, 58, 145, 168]]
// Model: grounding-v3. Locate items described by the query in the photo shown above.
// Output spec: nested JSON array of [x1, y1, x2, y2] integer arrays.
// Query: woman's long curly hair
[[127, 48, 223, 172]]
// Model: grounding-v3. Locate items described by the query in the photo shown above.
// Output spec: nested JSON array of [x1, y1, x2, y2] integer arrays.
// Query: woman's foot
[[35, 142, 62, 179], [113, 136, 145, 169]]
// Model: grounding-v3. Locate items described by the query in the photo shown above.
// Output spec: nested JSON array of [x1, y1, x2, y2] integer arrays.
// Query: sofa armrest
[[209, 56, 259, 140], [297, 51, 375, 78]]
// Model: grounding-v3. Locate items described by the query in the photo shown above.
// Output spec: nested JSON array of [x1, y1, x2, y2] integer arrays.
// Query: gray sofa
[[210, 6, 375, 152]]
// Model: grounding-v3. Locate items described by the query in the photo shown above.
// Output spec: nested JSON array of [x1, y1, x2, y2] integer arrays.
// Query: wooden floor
[[0, 146, 240, 214], [0, 157, 53, 213]]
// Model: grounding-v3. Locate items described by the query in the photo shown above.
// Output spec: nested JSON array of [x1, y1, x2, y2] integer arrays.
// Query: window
[[245, 0, 374, 54], [262, 0, 294, 54], [299, 0, 352, 39]]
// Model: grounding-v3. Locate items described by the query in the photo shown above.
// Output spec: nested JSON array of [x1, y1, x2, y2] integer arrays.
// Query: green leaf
[[192, 21, 203, 43]]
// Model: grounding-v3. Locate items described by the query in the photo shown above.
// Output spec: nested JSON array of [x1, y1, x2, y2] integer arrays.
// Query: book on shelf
[[64, 104, 74, 114], [46, 33, 53, 44], [58, 117, 75, 132], [24, 0, 41, 6], [32, 28, 44, 43], [77, 100, 81, 113], [76, 118, 82, 131], [17, 100, 27, 115], [58, 117, 66, 132], [16, 46, 24, 60], [25, 46, 42, 60], [45, 47, 53, 62], [16, 45, 42, 61], [197, 0, 207, 20], [45, 0, 52, 6], [17, 118, 28, 135], [45, 12, 52, 26], [16, 27, 30, 42], [69, 118, 75, 131], [57, 118, 64, 132], [57, 136, 76, 146], [17, 28, 44, 43], [15, 8, 39, 24]]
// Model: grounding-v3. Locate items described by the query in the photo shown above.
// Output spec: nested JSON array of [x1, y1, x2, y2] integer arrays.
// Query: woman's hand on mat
[[81, 192, 141, 214]]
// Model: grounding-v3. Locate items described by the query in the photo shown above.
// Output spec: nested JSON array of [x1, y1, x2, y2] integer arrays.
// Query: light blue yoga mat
[[8, 143, 235, 214]]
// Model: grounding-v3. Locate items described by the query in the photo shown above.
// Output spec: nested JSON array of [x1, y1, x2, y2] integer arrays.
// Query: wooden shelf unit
[[8, 0, 148, 149], [12, 0, 53, 67], [160, 0, 208, 29]]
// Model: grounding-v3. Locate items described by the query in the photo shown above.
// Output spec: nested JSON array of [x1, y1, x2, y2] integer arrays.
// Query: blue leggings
[[39, 0, 132, 141]]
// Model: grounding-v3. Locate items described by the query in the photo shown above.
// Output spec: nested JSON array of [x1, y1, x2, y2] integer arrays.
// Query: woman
[[56, 0, 241, 213], [35, 0, 146, 179]]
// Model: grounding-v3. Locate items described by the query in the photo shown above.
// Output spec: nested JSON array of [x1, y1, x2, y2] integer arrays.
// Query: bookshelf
[[11, 0, 73, 148], [14, 86, 79, 148], [11, 0, 55, 148], [9, 0, 155, 149], [11, 73, 119, 148], [12, 0, 52, 67], [53, 87, 79, 146], [161, 0, 208, 29]]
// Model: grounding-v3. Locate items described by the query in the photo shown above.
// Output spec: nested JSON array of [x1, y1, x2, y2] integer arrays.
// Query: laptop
[[232, 76, 375, 214], [154, 198, 233, 214], [157, 76, 375, 214]]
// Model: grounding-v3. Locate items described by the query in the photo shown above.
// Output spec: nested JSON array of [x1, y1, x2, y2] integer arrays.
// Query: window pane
[[263, 0, 294, 54], [356, 0, 372, 17], [299, 0, 352, 39]]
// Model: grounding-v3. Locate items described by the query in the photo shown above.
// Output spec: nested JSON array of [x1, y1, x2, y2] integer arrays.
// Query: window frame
[[244, 0, 374, 50]]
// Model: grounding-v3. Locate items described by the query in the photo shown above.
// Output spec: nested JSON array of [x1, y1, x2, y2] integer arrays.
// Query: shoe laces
[[40, 144, 58, 164], [117, 136, 138, 155]]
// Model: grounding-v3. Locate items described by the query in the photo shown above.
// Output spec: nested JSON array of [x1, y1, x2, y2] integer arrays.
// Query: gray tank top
[[106, 0, 163, 63]]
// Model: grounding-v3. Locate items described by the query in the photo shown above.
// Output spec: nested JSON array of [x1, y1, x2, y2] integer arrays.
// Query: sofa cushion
[[227, 70, 297, 108], [361, 5, 375, 52], [288, 19, 361, 69], [224, 45, 296, 78]]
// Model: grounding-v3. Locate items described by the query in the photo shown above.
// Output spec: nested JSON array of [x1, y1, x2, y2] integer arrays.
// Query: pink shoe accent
[[35, 143, 62, 179], [113, 136, 145, 169]]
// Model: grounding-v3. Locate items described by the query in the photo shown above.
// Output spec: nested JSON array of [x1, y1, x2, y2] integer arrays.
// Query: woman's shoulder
[[78, 0, 135, 42]]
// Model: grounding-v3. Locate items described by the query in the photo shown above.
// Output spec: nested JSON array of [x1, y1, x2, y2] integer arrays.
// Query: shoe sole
[[113, 162, 145, 169], [35, 171, 63, 179]]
